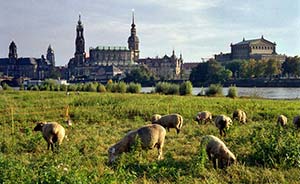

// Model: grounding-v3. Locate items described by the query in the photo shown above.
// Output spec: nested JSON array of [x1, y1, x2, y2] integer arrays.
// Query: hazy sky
[[0, 0, 299, 66]]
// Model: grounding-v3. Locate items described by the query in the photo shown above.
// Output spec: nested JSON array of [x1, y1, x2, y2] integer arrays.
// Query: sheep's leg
[[50, 143, 54, 152], [223, 130, 226, 137], [157, 145, 163, 160], [218, 159, 224, 169], [167, 128, 170, 132], [47, 143, 50, 150], [212, 157, 217, 169], [176, 129, 180, 134], [219, 129, 223, 136]]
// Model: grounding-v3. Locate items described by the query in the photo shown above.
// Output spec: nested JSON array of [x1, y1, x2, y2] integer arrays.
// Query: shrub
[[205, 84, 223, 96], [167, 83, 179, 95], [179, 81, 193, 95], [227, 85, 238, 98], [85, 83, 97, 92], [67, 84, 77, 91], [97, 83, 106, 93], [117, 82, 127, 93], [2, 83, 12, 91], [127, 83, 141, 93], [60, 84, 67, 92], [155, 82, 169, 94]]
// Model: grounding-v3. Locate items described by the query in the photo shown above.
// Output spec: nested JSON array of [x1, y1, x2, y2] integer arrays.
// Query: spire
[[131, 9, 135, 26], [9, 41, 17, 59], [78, 14, 82, 25]]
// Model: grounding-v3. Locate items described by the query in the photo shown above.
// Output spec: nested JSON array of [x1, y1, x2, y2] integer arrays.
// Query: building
[[137, 50, 183, 80], [67, 13, 139, 82], [215, 36, 286, 62], [181, 62, 200, 80], [0, 41, 54, 79]]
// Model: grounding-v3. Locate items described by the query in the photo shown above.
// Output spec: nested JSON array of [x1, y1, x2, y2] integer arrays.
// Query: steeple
[[75, 14, 85, 65], [8, 41, 17, 59], [128, 9, 139, 62], [47, 44, 55, 66]]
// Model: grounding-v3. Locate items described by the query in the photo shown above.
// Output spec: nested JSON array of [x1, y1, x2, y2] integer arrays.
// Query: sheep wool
[[108, 124, 166, 163], [293, 115, 300, 129], [277, 115, 287, 127], [232, 109, 247, 124], [201, 135, 236, 169], [195, 111, 212, 124], [34, 122, 65, 152], [152, 113, 183, 134], [214, 115, 233, 137], [151, 114, 162, 123]]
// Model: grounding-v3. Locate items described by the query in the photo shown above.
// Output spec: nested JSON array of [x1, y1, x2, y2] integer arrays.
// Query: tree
[[123, 66, 157, 86], [225, 60, 243, 79], [282, 56, 300, 78], [264, 59, 281, 79]]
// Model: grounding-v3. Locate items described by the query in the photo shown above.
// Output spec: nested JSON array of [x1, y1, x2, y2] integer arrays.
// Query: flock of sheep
[[33, 109, 300, 170]]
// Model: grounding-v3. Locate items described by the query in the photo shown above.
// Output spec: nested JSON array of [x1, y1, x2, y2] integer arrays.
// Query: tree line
[[189, 56, 300, 86]]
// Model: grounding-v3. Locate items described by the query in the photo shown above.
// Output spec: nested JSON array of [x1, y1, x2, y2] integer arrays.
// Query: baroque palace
[[215, 36, 286, 62], [67, 13, 183, 82]]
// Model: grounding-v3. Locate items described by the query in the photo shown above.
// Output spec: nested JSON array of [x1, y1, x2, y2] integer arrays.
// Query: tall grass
[[0, 91, 300, 183]]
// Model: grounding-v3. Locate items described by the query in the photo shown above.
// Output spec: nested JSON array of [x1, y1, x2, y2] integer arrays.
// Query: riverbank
[[224, 78, 300, 87]]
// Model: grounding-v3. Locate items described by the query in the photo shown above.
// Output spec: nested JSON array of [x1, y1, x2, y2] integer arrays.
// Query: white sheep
[[277, 115, 287, 127], [214, 115, 233, 137], [293, 115, 300, 129], [201, 135, 236, 169], [33, 122, 65, 152], [151, 114, 162, 123], [232, 109, 247, 124], [152, 113, 183, 134], [195, 111, 213, 124], [108, 124, 166, 163]]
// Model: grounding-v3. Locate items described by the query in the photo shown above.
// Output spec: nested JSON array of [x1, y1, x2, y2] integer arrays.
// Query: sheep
[[277, 115, 287, 127], [293, 115, 300, 129], [33, 122, 65, 152], [151, 114, 162, 123], [232, 109, 247, 124], [214, 115, 233, 137], [152, 113, 183, 134], [201, 135, 236, 169], [195, 111, 213, 124], [108, 124, 166, 163]]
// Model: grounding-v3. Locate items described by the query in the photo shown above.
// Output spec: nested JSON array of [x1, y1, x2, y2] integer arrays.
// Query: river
[[141, 87, 300, 99]]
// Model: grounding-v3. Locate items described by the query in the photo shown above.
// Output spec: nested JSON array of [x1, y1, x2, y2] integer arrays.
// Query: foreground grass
[[0, 91, 300, 183]]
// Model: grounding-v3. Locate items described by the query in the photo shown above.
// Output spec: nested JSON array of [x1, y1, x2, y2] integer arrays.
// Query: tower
[[46, 44, 55, 66], [8, 41, 18, 60], [75, 14, 85, 65], [128, 10, 139, 62]]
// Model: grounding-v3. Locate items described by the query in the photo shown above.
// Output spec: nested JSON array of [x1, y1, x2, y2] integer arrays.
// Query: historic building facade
[[0, 41, 54, 79], [67, 13, 139, 82], [215, 36, 286, 62], [137, 50, 183, 80]]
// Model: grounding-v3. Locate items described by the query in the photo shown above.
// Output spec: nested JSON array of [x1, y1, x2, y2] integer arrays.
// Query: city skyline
[[0, 0, 299, 66]]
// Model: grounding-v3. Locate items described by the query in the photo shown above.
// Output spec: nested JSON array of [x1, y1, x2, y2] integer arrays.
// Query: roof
[[18, 58, 37, 65], [90, 46, 129, 51], [233, 36, 275, 46], [182, 63, 199, 70]]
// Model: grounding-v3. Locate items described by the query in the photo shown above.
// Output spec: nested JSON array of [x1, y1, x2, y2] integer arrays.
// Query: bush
[[2, 83, 12, 91], [205, 84, 223, 96], [227, 85, 238, 98], [85, 83, 97, 92], [167, 83, 179, 95], [155, 82, 179, 95], [179, 81, 193, 95], [127, 83, 141, 93], [117, 82, 127, 93], [97, 84, 106, 93], [60, 84, 67, 92]]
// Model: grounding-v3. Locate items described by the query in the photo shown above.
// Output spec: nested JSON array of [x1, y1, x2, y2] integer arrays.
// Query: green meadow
[[1, 91, 300, 183]]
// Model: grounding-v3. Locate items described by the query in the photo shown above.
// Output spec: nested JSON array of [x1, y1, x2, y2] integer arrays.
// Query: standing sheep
[[195, 111, 213, 124], [151, 114, 162, 123], [293, 115, 300, 129], [277, 115, 287, 127], [152, 113, 183, 134], [201, 135, 236, 169], [108, 124, 166, 163], [33, 122, 65, 152], [232, 109, 247, 124], [214, 115, 233, 137]]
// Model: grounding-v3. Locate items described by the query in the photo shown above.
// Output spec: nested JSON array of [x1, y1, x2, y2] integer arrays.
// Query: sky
[[0, 0, 299, 66]]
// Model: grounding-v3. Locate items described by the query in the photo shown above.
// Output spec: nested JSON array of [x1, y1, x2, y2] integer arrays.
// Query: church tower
[[46, 44, 55, 66], [128, 10, 139, 62], [8, 41, 18, 60], [75, 14, 85, 65]]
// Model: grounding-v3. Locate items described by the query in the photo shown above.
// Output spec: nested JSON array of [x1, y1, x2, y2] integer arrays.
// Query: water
[[141, 87, 300, 99]]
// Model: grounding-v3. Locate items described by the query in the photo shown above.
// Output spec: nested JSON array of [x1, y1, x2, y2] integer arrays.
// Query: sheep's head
[[33, 122, 45, 131], [108, 147, 117, 164], [151, 114, 161, 123], [195, 115, 200, 123]]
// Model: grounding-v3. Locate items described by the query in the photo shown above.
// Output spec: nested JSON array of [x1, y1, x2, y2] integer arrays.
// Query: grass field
[[0, 91, 300, 183]]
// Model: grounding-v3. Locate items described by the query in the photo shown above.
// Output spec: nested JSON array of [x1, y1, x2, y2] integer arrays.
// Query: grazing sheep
[[108, 124, 166, 163], [201, 135, 236, 169], [151, 114, 162, 123], [293, 115, 300, 129], [33, 122, 65, 152], [152, 113, 183, 134], [277, 115, 287, 127], [214, 115, 233, 137], [195, 111, 213, 124], [232, 109, 247, 124]]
